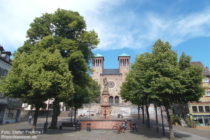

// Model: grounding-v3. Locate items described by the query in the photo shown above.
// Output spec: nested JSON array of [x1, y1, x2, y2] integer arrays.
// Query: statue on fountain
[[103, 77, 108, 91]]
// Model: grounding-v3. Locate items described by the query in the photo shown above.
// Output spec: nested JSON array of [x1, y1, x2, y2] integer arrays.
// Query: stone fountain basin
[[80, 119, 132, 130]]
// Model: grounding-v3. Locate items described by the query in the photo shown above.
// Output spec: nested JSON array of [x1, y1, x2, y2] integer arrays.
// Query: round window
[[108, 81, 115, 88]]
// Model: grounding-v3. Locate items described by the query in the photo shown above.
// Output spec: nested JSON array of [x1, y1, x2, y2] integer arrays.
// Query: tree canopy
[[0, 49, 74, 129], [1, 9, 100, 129], [121, 39, 204, 140], [24, 9, 99, 128]]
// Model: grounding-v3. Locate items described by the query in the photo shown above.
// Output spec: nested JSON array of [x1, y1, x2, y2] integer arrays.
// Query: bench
[[59, 122, 81, 130]]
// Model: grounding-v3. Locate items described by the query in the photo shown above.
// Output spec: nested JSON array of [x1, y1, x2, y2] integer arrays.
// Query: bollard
[[86, 123, 91, 131]]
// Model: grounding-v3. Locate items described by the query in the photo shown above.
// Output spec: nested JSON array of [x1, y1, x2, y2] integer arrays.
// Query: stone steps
[[59, 111, 71, 117]]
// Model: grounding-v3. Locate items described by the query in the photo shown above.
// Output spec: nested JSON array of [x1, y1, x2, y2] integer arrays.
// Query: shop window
[[199, 106, 204, 112], [205, 106, 210, 112], [197, 117, 203, 126], [204, 117, 210, 126], [192, 106, 198, 112], [207, 91, 210, 96]]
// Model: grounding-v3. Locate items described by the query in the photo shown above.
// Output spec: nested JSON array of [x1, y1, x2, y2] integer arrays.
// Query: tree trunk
[[145, 104, 150, 128], [138, 105, 140, 120], [50, 99, 60, 129], [32, 106, 39, 131], [160, 106, 165, 136], [141, 106, 145, 124], [155, 104, 159, 133], [180, 104, 185, 118], [74, 107, 77, 122], [165, 106, 175, 140]]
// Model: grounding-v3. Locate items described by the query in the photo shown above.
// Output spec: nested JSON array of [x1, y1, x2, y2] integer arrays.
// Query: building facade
[[78, 53, 138, 118], [0, 45, 22, 124], [92, 53, 130, 106], [188, 62, 210, 126]]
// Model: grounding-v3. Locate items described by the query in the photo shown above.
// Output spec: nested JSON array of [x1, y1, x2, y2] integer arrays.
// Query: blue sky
[[1, 0, 210, 68]]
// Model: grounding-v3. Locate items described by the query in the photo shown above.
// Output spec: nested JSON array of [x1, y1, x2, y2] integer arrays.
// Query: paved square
[[0, 118, 210, 140]]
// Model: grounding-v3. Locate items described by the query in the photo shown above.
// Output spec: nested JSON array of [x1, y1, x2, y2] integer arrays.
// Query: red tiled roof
[[191, 61, 204, 68]]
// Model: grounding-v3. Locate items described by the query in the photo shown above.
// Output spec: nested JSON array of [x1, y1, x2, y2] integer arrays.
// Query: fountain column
[[101, 77, 111, 119]]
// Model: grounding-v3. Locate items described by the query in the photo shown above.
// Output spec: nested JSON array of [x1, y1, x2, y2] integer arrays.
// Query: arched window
[[109, 96, 113, 104], [115, 96, 119, 104]]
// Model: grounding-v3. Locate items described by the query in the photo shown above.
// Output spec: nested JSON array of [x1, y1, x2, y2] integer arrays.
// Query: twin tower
[[92, 53, 130, 107]]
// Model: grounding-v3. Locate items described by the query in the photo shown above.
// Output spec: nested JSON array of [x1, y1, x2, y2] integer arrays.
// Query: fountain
[[79, 77, 132, 129]]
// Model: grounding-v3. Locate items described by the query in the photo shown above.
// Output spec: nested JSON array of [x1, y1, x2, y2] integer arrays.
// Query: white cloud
[[133, 8, 210, 49], [0, 0, 120, 51], [92, 7, 210, 50], [1, 0, 210, 51]]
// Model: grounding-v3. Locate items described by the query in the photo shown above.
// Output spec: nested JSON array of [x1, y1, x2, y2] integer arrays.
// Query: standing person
[[76, 120, 81, 130], [124, 120, 128, 130], [28, 114, 32, 124]]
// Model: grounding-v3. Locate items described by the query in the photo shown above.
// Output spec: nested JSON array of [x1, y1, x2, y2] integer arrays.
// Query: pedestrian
[[28, 114, 32, 124], [76, 120, 81, 130], [131, 120, 137, 132], [124, 120, 128, 130], [120, 120, 127, 133]]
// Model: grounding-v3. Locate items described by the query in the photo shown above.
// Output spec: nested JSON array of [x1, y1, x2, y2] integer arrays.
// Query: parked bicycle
[[112, 123, 125, 134]]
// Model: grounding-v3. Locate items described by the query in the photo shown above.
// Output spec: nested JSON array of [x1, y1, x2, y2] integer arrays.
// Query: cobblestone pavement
[[0, 118, 209, 140], [173, 125, 210, 140]]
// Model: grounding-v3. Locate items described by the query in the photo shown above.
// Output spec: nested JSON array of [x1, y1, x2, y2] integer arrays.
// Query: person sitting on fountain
[[120, 120, 128, 133]]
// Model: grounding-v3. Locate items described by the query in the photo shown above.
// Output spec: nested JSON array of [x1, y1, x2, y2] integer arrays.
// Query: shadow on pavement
[[128, 118, 191, 139], [14, 117, 191, 140]]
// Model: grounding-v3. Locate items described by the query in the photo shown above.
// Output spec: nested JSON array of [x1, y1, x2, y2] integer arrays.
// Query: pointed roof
[[94, 53, 104, 57], [119, 53, 130, 57]]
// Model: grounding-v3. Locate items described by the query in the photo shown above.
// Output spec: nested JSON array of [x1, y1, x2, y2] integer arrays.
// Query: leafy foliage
[[120, 39, 204, 140], [0, 49, 74, 129], [16, 9, 100, 127], [1, 49, 73, 104]]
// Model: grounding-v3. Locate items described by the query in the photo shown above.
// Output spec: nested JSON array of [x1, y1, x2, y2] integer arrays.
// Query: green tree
[[0, 49, 74, 130], [67, 77, 100, 122], [121, 39, 204, 140], [19, 9, 99, 62], [151, 40, 204, 140], [171, 53, 204, 121], [121, 53, 157, 128], [17, 9, 99, 128], [151, 40, 181, 140], [179, 53, 204, 104], [121, 72, 146, 124]]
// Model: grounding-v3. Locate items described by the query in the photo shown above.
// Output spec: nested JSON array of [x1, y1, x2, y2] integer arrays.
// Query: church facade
[[92, 53, 130, 106], [78, 53, 138, 118]]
